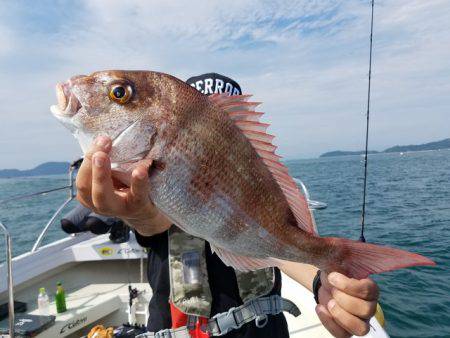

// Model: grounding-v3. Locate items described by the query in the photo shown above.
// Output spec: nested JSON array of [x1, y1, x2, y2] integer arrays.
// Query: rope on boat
[[360, 0, 375, 243]]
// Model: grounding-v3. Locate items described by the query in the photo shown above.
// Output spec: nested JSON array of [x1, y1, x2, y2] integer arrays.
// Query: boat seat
[[29, 283, 124, 337]]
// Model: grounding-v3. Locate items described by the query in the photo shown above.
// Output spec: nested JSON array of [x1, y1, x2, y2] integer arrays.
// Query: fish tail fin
[[324, 237, 435, 279]]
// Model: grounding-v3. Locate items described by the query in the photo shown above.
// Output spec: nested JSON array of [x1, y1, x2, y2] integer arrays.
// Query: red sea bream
[[50, 70, 435, 278]]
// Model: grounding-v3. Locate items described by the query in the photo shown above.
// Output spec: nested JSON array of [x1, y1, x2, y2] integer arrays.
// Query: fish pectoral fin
[[210, 244, 277, 272]]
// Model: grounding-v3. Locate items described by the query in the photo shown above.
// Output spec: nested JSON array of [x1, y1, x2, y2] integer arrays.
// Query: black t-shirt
[[135, 229, 289, 338]]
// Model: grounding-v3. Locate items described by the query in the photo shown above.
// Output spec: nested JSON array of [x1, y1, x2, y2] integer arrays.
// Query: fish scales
[[50, 70, 435, 278], [152, 99, 295, 259]]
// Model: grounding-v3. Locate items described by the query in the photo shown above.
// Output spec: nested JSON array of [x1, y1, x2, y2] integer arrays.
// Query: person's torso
[[136, 229, 289, 338]]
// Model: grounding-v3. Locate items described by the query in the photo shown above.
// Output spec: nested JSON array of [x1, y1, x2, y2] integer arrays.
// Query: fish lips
[[51, 84, 81, 116], [50, 81, 85, 136]]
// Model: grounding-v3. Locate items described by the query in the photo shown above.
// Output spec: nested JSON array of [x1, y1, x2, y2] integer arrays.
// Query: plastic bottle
[[55, 282, 67, 313], [37, 287, 50, 315]]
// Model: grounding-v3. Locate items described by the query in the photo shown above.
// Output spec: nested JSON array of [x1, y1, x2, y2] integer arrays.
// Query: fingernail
[[96, 136, 109, 147], [328, 272, 338, 286], [93, 155, 104, 167], [327, 299, 336, 311]]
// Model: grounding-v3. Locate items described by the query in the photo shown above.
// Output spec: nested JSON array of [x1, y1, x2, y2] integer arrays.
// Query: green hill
[[320, 138, 450, 157], [0, 162, 70, 178], [384, 138, 450, 153]]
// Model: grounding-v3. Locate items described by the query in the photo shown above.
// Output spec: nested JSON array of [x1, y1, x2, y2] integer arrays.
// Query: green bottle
[[55, 282, 67, 313]]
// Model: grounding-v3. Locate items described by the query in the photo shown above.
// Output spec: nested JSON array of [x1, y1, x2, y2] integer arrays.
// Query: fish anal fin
[[210, 244, 277, 272], [209, 93, 317, 236]]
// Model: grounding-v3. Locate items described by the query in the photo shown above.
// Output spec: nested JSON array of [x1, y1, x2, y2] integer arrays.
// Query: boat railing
[[293, 178, 327, 211], [30, 164, 78, 252], [0, 159, 81, 254], [0, 159, 81, 337], [294, 178, 327, 234], [0, 221, 15, 337]]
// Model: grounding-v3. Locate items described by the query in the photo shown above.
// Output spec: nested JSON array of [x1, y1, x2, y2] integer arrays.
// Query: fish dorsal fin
[[209, 93, 317, 235]]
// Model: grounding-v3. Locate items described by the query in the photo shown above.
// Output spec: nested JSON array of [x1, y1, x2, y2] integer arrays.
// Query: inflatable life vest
[[137, 227, 300, 338]]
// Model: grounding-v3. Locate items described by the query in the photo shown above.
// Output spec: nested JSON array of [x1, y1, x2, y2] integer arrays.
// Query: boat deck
[[0, 233, 387, 337]]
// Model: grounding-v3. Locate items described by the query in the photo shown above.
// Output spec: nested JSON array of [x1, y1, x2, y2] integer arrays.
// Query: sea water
[[0, 150, 449, 338]]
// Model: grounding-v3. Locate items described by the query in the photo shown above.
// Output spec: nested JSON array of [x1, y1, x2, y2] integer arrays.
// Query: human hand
[[76, 136, 171, 236], [316, 272, 379, 337]]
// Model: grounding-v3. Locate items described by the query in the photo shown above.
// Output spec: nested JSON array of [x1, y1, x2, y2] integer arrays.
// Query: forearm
[[278, 260, 319, 291]]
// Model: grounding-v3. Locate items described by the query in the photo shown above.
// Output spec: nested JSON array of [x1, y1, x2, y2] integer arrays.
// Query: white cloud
[[0, 0, 449, 168]]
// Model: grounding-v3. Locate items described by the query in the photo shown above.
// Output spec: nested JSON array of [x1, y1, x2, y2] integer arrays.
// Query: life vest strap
[[136, 326, 191, 338], [137, 295, 300, 338], [205, 295, 300, 336]]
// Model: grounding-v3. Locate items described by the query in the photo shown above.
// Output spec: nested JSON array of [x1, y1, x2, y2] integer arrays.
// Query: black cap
[[186, 72, 242, 96]]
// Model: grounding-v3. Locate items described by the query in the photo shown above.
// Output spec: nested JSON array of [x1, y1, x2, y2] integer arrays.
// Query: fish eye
[[109, 83, 133, 104]]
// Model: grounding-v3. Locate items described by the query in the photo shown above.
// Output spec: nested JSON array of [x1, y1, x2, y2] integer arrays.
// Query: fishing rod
[[0, 185, 72, 204], [360, 0, 375, 243]]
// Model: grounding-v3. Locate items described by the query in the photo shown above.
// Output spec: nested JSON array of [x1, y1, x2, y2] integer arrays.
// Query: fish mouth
[[50, 78, 83, 118]]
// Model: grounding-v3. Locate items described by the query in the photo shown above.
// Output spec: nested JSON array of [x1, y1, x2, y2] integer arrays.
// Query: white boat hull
[[0, 233, 389, 337]]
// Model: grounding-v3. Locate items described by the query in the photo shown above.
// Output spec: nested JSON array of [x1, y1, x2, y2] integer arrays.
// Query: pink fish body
[[51, 70, 435, 278]]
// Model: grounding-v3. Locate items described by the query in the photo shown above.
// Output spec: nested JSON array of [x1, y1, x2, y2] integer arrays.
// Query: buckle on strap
[[255, 314, 268, 328], [155, 329, 172, 338], [207, 306, 240, 336]]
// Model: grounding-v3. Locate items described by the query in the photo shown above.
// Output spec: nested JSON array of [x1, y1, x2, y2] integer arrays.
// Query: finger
[[91, 151, 123, 215], [327, 299, 370, 337], [76, 136, 112, 206], [328, 272, 379, 301], [126, 164, 160, 222], [77, 194, 97, 211], [318, 283, 332, 306], [315, 304, 351, 338], [129, 164, 151, 206], [320, 271, 334, 291], [331, 287, 377, 319]]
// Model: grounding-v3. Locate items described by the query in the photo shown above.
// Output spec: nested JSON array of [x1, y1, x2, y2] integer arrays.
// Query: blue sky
[[0, 0, 449, 169]]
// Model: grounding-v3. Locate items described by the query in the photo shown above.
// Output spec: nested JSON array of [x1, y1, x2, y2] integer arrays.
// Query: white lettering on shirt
[[204, 78, 213, 95], [224, 82, 233, 94], [195, 80, 204, 93], [215, 79, 224, 93]]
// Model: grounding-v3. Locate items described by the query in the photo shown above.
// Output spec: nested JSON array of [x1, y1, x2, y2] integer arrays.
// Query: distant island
[[0, 162, 70, 178], [383, 138, 450, 153], [320, 138, 450, 157]]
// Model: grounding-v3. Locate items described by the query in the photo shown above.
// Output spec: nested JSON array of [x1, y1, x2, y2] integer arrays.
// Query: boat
[[0, 165, 388, 337]]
